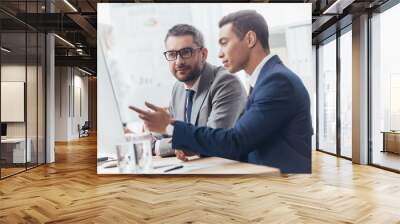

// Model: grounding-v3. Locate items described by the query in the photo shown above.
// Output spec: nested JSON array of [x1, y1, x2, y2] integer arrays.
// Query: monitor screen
[[1, 123, 7, 137]]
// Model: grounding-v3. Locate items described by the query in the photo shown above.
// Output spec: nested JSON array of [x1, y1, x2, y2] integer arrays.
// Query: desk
[[1, 138, 31, 163], [98, 155, 280, 175], [382, 131, 400, 154]]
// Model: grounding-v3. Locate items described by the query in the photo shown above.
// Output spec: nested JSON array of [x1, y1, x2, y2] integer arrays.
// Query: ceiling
[[0, 0, 392, 75]]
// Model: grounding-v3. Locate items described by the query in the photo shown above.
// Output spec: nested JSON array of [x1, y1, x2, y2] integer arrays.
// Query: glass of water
[[116, 143, 135, 173], [125, 132, 153, 173]]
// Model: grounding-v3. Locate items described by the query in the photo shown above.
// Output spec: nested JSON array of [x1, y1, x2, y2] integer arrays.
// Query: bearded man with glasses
[[153, 24, 247, 160]]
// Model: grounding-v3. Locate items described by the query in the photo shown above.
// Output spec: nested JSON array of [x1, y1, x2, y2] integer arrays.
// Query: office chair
[[79, 121, 90, 138]]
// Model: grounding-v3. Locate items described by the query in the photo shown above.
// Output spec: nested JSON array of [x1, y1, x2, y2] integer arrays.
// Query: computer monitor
[[1, 123, 7, 137]]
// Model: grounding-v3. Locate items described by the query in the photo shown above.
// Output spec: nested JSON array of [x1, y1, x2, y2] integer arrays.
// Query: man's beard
[[174, 64, 202, 83]]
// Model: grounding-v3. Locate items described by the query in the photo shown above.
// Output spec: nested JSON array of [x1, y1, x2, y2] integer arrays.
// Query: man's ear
[[201, 47, 208, 62], [246, 31, 257, 49]]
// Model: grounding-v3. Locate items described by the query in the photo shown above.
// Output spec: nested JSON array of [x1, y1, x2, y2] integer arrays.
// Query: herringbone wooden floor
[[1, 135, 400, 223]]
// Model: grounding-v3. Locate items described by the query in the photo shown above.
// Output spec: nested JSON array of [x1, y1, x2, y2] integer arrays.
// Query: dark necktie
[[185, 89, 195, 123], [248, 86, 254, 97]]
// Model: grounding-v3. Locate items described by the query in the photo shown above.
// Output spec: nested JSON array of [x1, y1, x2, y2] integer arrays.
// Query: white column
[[46, 32, 55, 163], [352, 14, 369, 164], [54, 67, 73, 141]]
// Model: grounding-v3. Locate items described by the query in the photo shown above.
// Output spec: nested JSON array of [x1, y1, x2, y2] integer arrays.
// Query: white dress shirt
[[155, 76, 201, 155], [248, 53, 275, 88]]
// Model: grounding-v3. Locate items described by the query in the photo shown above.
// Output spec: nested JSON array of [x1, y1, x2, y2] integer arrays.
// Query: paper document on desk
[[151, 156, 219, 174]]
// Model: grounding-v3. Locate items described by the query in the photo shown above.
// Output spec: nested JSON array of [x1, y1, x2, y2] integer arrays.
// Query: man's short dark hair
[[219, 10, 269, 50], [164, 24, 204, 48]]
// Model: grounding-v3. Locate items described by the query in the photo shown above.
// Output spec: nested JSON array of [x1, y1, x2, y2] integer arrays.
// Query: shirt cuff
[[155, 140, 161, 156], [166, 124, 174, 136]]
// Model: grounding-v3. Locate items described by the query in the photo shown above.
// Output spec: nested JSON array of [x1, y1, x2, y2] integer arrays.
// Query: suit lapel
[[174, 83, 187, 121], [246, 55, 282, 111], [190, 63, 214, 124]]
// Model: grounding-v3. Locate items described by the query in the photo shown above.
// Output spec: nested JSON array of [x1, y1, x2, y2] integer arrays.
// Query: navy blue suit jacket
[[172, 55, 313, 173]]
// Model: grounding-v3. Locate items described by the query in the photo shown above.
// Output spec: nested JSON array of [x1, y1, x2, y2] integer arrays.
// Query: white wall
[[97, 44, 126, 155], [73, 72, 89, 138], [1, 65, 26, 131], [1, 63, 46, 163], [311, 45, 317, 150], [54, 67, 89, 141], [1, 65, 39, 138], [55, 66, 68, 141], [286, 24, 314, 141]]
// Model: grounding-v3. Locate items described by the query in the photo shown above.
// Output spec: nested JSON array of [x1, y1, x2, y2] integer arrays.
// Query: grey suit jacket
[[156, 62, 247, 157]]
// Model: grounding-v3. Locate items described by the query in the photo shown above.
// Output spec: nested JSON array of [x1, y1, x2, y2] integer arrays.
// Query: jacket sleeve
[[172, 72, 296, 161]]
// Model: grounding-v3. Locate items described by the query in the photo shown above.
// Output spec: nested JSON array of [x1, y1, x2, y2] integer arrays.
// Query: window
[[0, 1, 46, 179], [318, 37, 337, 154], [370, 2, 400, 171], [340, 29, 352, 158]]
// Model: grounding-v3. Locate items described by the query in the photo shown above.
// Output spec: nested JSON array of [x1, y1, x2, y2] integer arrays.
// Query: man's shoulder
[[257, 60, 309, 101], [207, 64, 240, 86], [259, 59, 298, 84], [210, 63, 231, 77], [172, 79, 184, 89], [170, 80, 185, 98]]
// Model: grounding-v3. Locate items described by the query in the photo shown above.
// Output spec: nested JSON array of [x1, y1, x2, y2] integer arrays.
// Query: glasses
[[163, 47, 202, 61]]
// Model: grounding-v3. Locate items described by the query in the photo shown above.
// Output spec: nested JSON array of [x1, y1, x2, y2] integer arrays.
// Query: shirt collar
[[248, 53, 275, 88]]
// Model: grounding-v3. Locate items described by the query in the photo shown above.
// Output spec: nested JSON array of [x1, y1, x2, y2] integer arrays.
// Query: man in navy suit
[[131, 10, 313, 173]]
